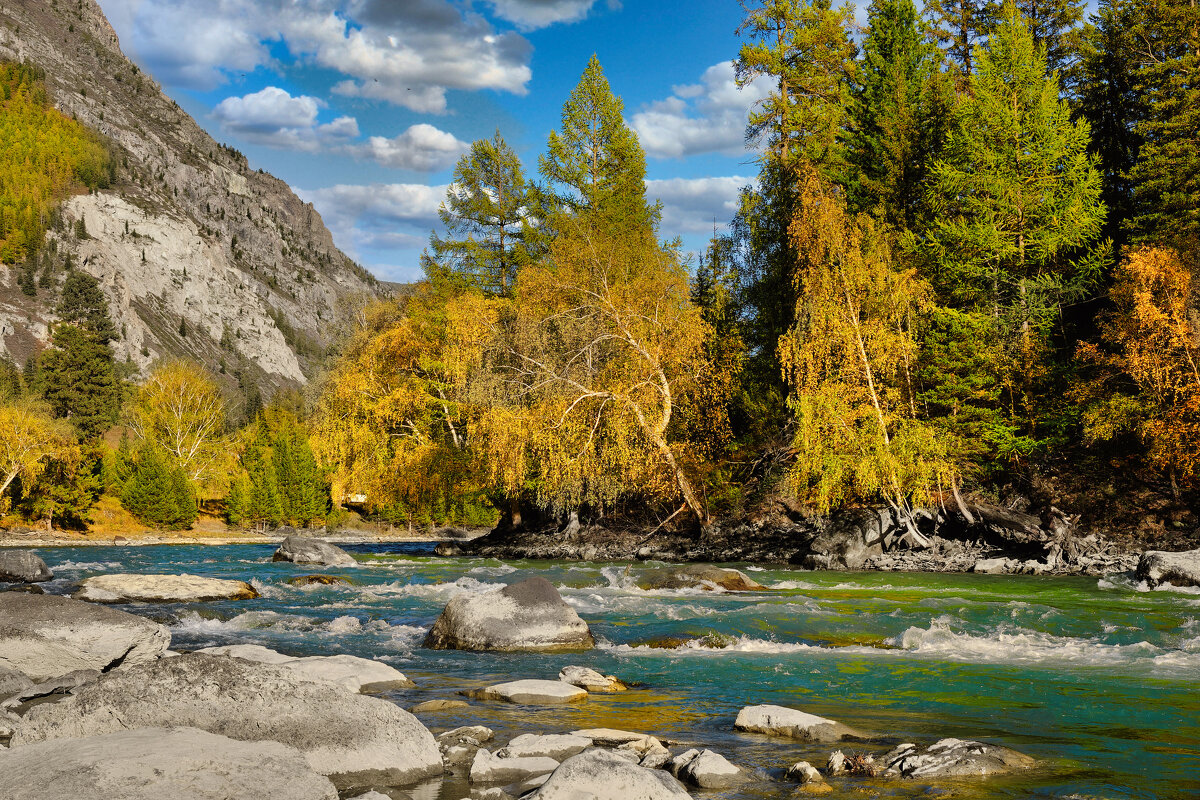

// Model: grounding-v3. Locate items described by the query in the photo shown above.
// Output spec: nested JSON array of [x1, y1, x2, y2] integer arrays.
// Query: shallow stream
[[32, 543, 1200, 799]]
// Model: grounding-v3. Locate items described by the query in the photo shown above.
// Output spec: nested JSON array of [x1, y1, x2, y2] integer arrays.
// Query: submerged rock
[[1137, 549, 1200, 588], [558, 665, 627, 692], [638, 565, 766, 592], [74, 573, 258, 603], [882, 739, 1036, 778], [466, 679, 588, 705], [424, 576, 594, 652], [410, 698, 469, 712], [530, 749, 693, 800], [0, 593, 170, 682], [734, 705, 868, 743], [0, 551, 52, 583], [0, 727, 338, 800], [272, 536, 357, 567], [9, 653, 442, 788]]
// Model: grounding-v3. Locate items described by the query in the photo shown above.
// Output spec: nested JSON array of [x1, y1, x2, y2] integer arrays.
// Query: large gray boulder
[[424, 576, 594, 652], [882, 739, 1036, 778], [1137, 549, 1200, 588], [0, 593, 170, 682], [9, 653, 441, 788], [0, 551, 52, 583], [197, 644, 413, 691], [667, 748, 744, 789], [733, 705, 868, 743], [803, 508, 896, 570], [272, 536, 357, 567], [530, 749, 693, 800], [74, 573, 258, 603], [0, 727, 337, 800], [638, 565, 765, 592]]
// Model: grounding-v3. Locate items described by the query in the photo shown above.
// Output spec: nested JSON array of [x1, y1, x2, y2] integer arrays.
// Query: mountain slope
[[0, 0, 383, 390]]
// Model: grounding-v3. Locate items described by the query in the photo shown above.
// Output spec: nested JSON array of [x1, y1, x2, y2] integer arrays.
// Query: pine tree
[[423, 131, 532, 297], [225, 473, 248, 527], [846, 0, 951, 228], [539, 55, 658, 228], [243, 446, 282, 527], [57, 270, 116, 343], [38, 324, 120, 441], [120, 445, 196, 530], [924, 0, 995, 83]]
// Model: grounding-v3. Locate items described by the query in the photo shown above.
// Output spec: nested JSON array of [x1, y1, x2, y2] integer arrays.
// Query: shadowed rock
[[0, 551, 52, 583], [424, 576, 594, 652]]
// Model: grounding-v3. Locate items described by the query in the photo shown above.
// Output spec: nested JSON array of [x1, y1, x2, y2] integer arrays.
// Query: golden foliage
[[0, 400, 78, 507], [128, 360, 229, 488]]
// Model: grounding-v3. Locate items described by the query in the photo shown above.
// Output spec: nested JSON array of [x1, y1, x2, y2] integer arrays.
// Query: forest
[[1, 0, 1197, 536]]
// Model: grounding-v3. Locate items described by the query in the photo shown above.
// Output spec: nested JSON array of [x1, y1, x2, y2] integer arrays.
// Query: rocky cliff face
[[0, 0, 382, 390]]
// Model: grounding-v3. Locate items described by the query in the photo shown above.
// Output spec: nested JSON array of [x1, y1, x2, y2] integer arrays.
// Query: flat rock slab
[[0, 592, 170, 682], [470, 748, 560, 784], [498, 733, 593, 761], [571, 728, 657, 746], [197, 645, 412, 692], [559, 665, 627, 692], [883, 739, 1036, 778], [1137, 549, 1200, 588], [424, 576, 594, 652], [9, 653, 441, 789], [0, 551, 52, 583], [638, 565, 766, 592], [273, 536, 357, 567], [0, 726, 337, 800], [530, 749, 693, 800], [734, 705, 867, 743], [466, 679, 588, 705], [75, 573, 258, 603]]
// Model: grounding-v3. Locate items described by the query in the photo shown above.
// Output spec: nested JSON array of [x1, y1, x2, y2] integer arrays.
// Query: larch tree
[[0, 400, 77, 504], [1005, 0, 1087, 83], [423, 131, 533, 297]]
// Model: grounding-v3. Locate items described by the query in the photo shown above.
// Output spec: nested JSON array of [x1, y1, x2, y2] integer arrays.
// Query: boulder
[[410, 698, 469, 712], [530, 749, 692, 800], [438, 725, 494, 765], [424, 576, 594, 652], [197, 645, 414, 692], [9, 653, 442, 788], [668, 748, 743, 789], [0, 551, 52, 583], [1137, 549, 1200, 588], [465, 679, 588, 705], [0, 727, 337, 800], [286, 574, 349, 586], [498, 733, 592, 761], [0, 664, 33, 701], [0, 593, 170, 682], [74, 573, 258, 603], [638, 565, 766, 592], [470, 748, 560, 784], [272, 536, 357, 567], [882, 739, 1036, 778], [571, 728, 661, 746], [784, 760, 825, 785], [972, 558, 1016, 574], [802, 508, 897, 570], [558, 665, 627, 692], [733, 705, 867, 743]]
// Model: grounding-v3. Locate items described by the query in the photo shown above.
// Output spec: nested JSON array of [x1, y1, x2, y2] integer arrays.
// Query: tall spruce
[[56, 270, 116, 343], [1004, 0, 1087, 83], [924, 0, 995, 82], [38, 323, 119, 441], [846, 0, 950, 228], [120, 445, 196, 530], [424, 131, 533, 297]]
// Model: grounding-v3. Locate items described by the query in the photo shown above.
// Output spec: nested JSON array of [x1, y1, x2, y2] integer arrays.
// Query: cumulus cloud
[[646, 176, 755, 235], [346, 124, 470, 171], [212, 87, 359, 152], [98, 0, 533, 112], [484, 0, 601, 30], [297, 182, 447, 258], [631, 61, 771, 159]]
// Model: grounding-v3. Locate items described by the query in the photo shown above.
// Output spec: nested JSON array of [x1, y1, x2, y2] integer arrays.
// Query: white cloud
[[646, 176, 755, 235], [297, 182, 447, 258], [484, 0, 600, 30], [631, 61, 771, 159], [347, 124, 469, 171], [212, 87, 359, 152], [97, 0, 533, 112]]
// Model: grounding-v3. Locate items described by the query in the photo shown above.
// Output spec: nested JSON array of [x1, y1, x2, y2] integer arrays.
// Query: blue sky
[[95, 0, 771, 282]]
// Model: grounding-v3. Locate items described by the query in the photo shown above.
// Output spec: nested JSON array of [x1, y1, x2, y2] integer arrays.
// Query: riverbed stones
[[74, 573, 259, 603], [0, 727, 338, 800], [0, 551, 52, 583], [734, 705, 867, 743], [9, 653, 442, 788], [272, 536, 357, 567], [424, 576, 594, 652], [668, 748, 744, 789], [0, 593, 170, 682], [470, 748, 560, 784], [530, 748, 693, 800], [881, 739, 1036, 778], [466, 679, 588, 705], [558, 665, 627, 691], [1137, 549, 1200, 588], [198, 643, 295, 663], [498, 733, 592, 761], [638, 565, 766, 592]]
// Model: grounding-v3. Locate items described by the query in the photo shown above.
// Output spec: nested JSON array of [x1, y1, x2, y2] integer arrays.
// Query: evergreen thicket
[[120, 445, 196, 530]]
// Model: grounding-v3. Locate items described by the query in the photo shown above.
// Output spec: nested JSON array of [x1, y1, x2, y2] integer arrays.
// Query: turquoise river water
[[26, 543, 1200, 799]]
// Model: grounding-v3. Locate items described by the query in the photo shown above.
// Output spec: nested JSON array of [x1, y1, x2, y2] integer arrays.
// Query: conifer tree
[[539, 55, 658, 228], [424, 132, 532, 297], [924, 0, 995, 82], [225, 473, 248, 527], [38, 323, 120, 441], [1006, 0, 1086, 81], [243, 446, 282, 528], [57, 270, 116, 343], [120, 445, 196, 530]]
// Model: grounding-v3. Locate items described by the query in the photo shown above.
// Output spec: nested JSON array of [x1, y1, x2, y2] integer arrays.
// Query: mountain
[[0, 0, 384, 392]]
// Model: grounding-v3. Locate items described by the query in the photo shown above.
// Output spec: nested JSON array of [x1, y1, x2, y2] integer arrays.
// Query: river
[[31, 542, 1200, 799]]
